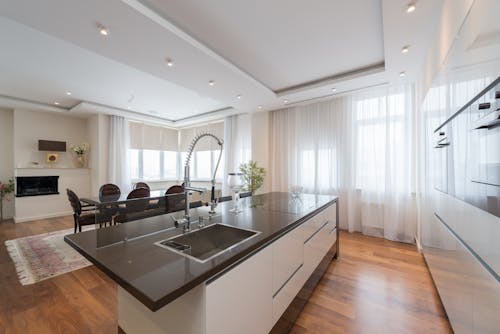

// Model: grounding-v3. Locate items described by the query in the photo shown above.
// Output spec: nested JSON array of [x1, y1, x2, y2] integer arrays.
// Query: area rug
[[5, 228, 92, 285]]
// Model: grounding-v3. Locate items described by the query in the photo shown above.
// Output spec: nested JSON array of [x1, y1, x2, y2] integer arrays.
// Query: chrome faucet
[[178, 131, 223, 233]]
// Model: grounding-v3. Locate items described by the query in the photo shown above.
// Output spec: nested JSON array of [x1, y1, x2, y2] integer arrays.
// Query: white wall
[[251, 111, 271, 194], [0, 108, 14, 219], [12, 109, 91, 222], [13, 109, 89, 168]]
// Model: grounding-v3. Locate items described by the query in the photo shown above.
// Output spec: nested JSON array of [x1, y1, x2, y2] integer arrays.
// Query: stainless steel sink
[[155, 223, 260, 263]]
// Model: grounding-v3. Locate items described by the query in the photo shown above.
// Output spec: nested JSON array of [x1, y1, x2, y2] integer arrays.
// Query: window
[[355, 93, 408, 192], [143, 150, 161, 180], [129, 149, 179, 181], [180, 150, 224, 181]]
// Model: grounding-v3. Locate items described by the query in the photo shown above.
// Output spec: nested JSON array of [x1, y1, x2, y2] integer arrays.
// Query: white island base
[[118, 202, 338, 334]]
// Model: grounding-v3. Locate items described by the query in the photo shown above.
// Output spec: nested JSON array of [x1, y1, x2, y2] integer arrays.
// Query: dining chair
[[165, 192, 185, 213], [99, 183, 121, 200], [66, 189, 96, 233], [134, 182, 150, 191], [114, 188, 151, 223], [166, 185, 184, 194], [98, 183, 121, 226]]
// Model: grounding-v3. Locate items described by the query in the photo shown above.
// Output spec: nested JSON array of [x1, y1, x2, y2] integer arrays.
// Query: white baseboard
[[14, 210, 73, 223]]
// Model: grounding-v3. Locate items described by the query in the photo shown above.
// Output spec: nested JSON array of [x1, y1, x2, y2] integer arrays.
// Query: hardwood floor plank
[[0, 217, 452, 333]]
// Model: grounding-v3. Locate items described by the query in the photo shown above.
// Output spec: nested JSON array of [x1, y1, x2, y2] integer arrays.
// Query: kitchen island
[[65, 192, 338, 334]]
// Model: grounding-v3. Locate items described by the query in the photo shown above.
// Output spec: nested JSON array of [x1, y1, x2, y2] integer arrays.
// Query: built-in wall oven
[[434, 76, 500, 218]]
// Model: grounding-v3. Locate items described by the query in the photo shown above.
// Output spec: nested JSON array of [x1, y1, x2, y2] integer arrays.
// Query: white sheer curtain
[[223, 114, 252, 196], [109, 115, 131, 194], [271, 85, 417, 242]]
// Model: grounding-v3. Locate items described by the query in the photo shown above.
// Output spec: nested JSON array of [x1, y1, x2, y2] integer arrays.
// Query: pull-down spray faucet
[[178, 131, 223, 232]]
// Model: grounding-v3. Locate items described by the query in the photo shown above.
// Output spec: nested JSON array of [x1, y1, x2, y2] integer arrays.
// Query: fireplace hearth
[[16, 176, 59, 197]]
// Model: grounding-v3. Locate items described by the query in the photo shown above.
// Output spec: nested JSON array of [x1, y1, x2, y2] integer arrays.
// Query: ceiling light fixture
[[257, 105, 263, 110], [66, 91, 72, 96], [208, 80, 215, 86], [283, 99, 289, 104], [54, 101, 60, 105], [399, 71, 406, 77], [98, 24, 109, 36], [331, 88, 337, 92], [401, 45, 410, 54], [166, 58, 174, 67], [406, 3, 416, 13], [236, 94, 242, 99]]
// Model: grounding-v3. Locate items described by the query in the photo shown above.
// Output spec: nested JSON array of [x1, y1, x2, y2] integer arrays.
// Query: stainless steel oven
[[434, 76, 500, 218]]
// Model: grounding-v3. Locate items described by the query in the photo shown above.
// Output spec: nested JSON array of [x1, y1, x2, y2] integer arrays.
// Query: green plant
[[239, 160, 266, 194], [70, 142, 90, 155], [0, 178, 15, 221]]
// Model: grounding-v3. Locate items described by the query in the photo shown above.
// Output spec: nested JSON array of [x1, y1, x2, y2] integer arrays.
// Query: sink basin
[[155, 223, 260, 263]]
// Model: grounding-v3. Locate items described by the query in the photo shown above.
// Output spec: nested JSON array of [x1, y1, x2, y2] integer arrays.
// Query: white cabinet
[[272, 225, 304, 294], [327, 202, 337, 224], [304, 220, 337, 278], [206, 246, 273, 334], [206, 202, 338, 334]]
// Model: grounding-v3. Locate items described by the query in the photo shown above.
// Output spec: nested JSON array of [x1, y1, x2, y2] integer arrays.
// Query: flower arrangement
[[70, 143, 90, 156], [0, 178, 15, 221]]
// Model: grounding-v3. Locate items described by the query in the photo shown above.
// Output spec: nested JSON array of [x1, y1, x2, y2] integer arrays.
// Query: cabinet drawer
[[272, 264, 306, 324], [423, 214, 500, 334], [304, 222, 336, 276], [301, 210, 328, 242], [273, 225, 304, 294]]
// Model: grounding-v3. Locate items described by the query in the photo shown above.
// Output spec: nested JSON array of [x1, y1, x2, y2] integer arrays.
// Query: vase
[[73, 154, 87, 168]]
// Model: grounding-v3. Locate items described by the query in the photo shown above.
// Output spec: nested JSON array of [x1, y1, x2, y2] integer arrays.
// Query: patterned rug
[[5, 228, 92, 285]]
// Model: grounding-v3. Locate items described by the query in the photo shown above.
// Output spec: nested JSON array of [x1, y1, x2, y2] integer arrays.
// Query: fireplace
[[16, 176, 59, 197]]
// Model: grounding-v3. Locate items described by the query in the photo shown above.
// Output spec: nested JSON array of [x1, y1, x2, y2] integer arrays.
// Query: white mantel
[[14, 167, 90, 223]]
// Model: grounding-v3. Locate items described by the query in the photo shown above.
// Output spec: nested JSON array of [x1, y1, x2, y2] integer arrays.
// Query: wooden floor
[[0, 216, 452, 334]]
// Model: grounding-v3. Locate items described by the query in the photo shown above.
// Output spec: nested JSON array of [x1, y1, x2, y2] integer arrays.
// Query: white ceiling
[[142, 0, 385, 92], [443, 0, 500, 71], [0, 0, 444, 125]]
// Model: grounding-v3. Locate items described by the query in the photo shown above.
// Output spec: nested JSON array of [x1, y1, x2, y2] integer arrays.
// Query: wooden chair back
[[66, 189, 82, 215], [134, 182, 150, 191], [166, 185, 183, 194], [99, 183, 121, 199]]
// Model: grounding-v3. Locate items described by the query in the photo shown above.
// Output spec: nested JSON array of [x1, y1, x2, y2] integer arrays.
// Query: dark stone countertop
[[65, 192, 337, 311]]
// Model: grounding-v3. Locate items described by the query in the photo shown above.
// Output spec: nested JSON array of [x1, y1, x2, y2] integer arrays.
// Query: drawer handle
[[304, 221, 329, 244], [273, 264, 303, 298]]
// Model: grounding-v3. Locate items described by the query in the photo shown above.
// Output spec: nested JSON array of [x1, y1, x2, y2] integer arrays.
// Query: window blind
[[179, 121, 224, 151], [129, 122, 178, 151]]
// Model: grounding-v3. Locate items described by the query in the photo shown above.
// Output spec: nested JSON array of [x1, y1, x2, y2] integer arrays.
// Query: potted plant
[[239, 160, 266, 194], [70, 143, 90, 168], [0, 178, 15, 221]]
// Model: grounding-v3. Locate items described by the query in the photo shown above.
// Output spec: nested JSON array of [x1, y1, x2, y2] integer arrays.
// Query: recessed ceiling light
[[283, 99, 289, 104], [127, 106, 131, 110], [331, 88, 337, 92], [54, 101, 60, 105], [65, 91, 72, 96], [407, 3, 416, 13], [166, 58, 174, 67], [208, 80, 215, 86], [399, 71, 406, 77], [236, 94, 242, 99], [401, 45, 410, 54], [257, 105, 263, 110], [98, 24, 109, 36]]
